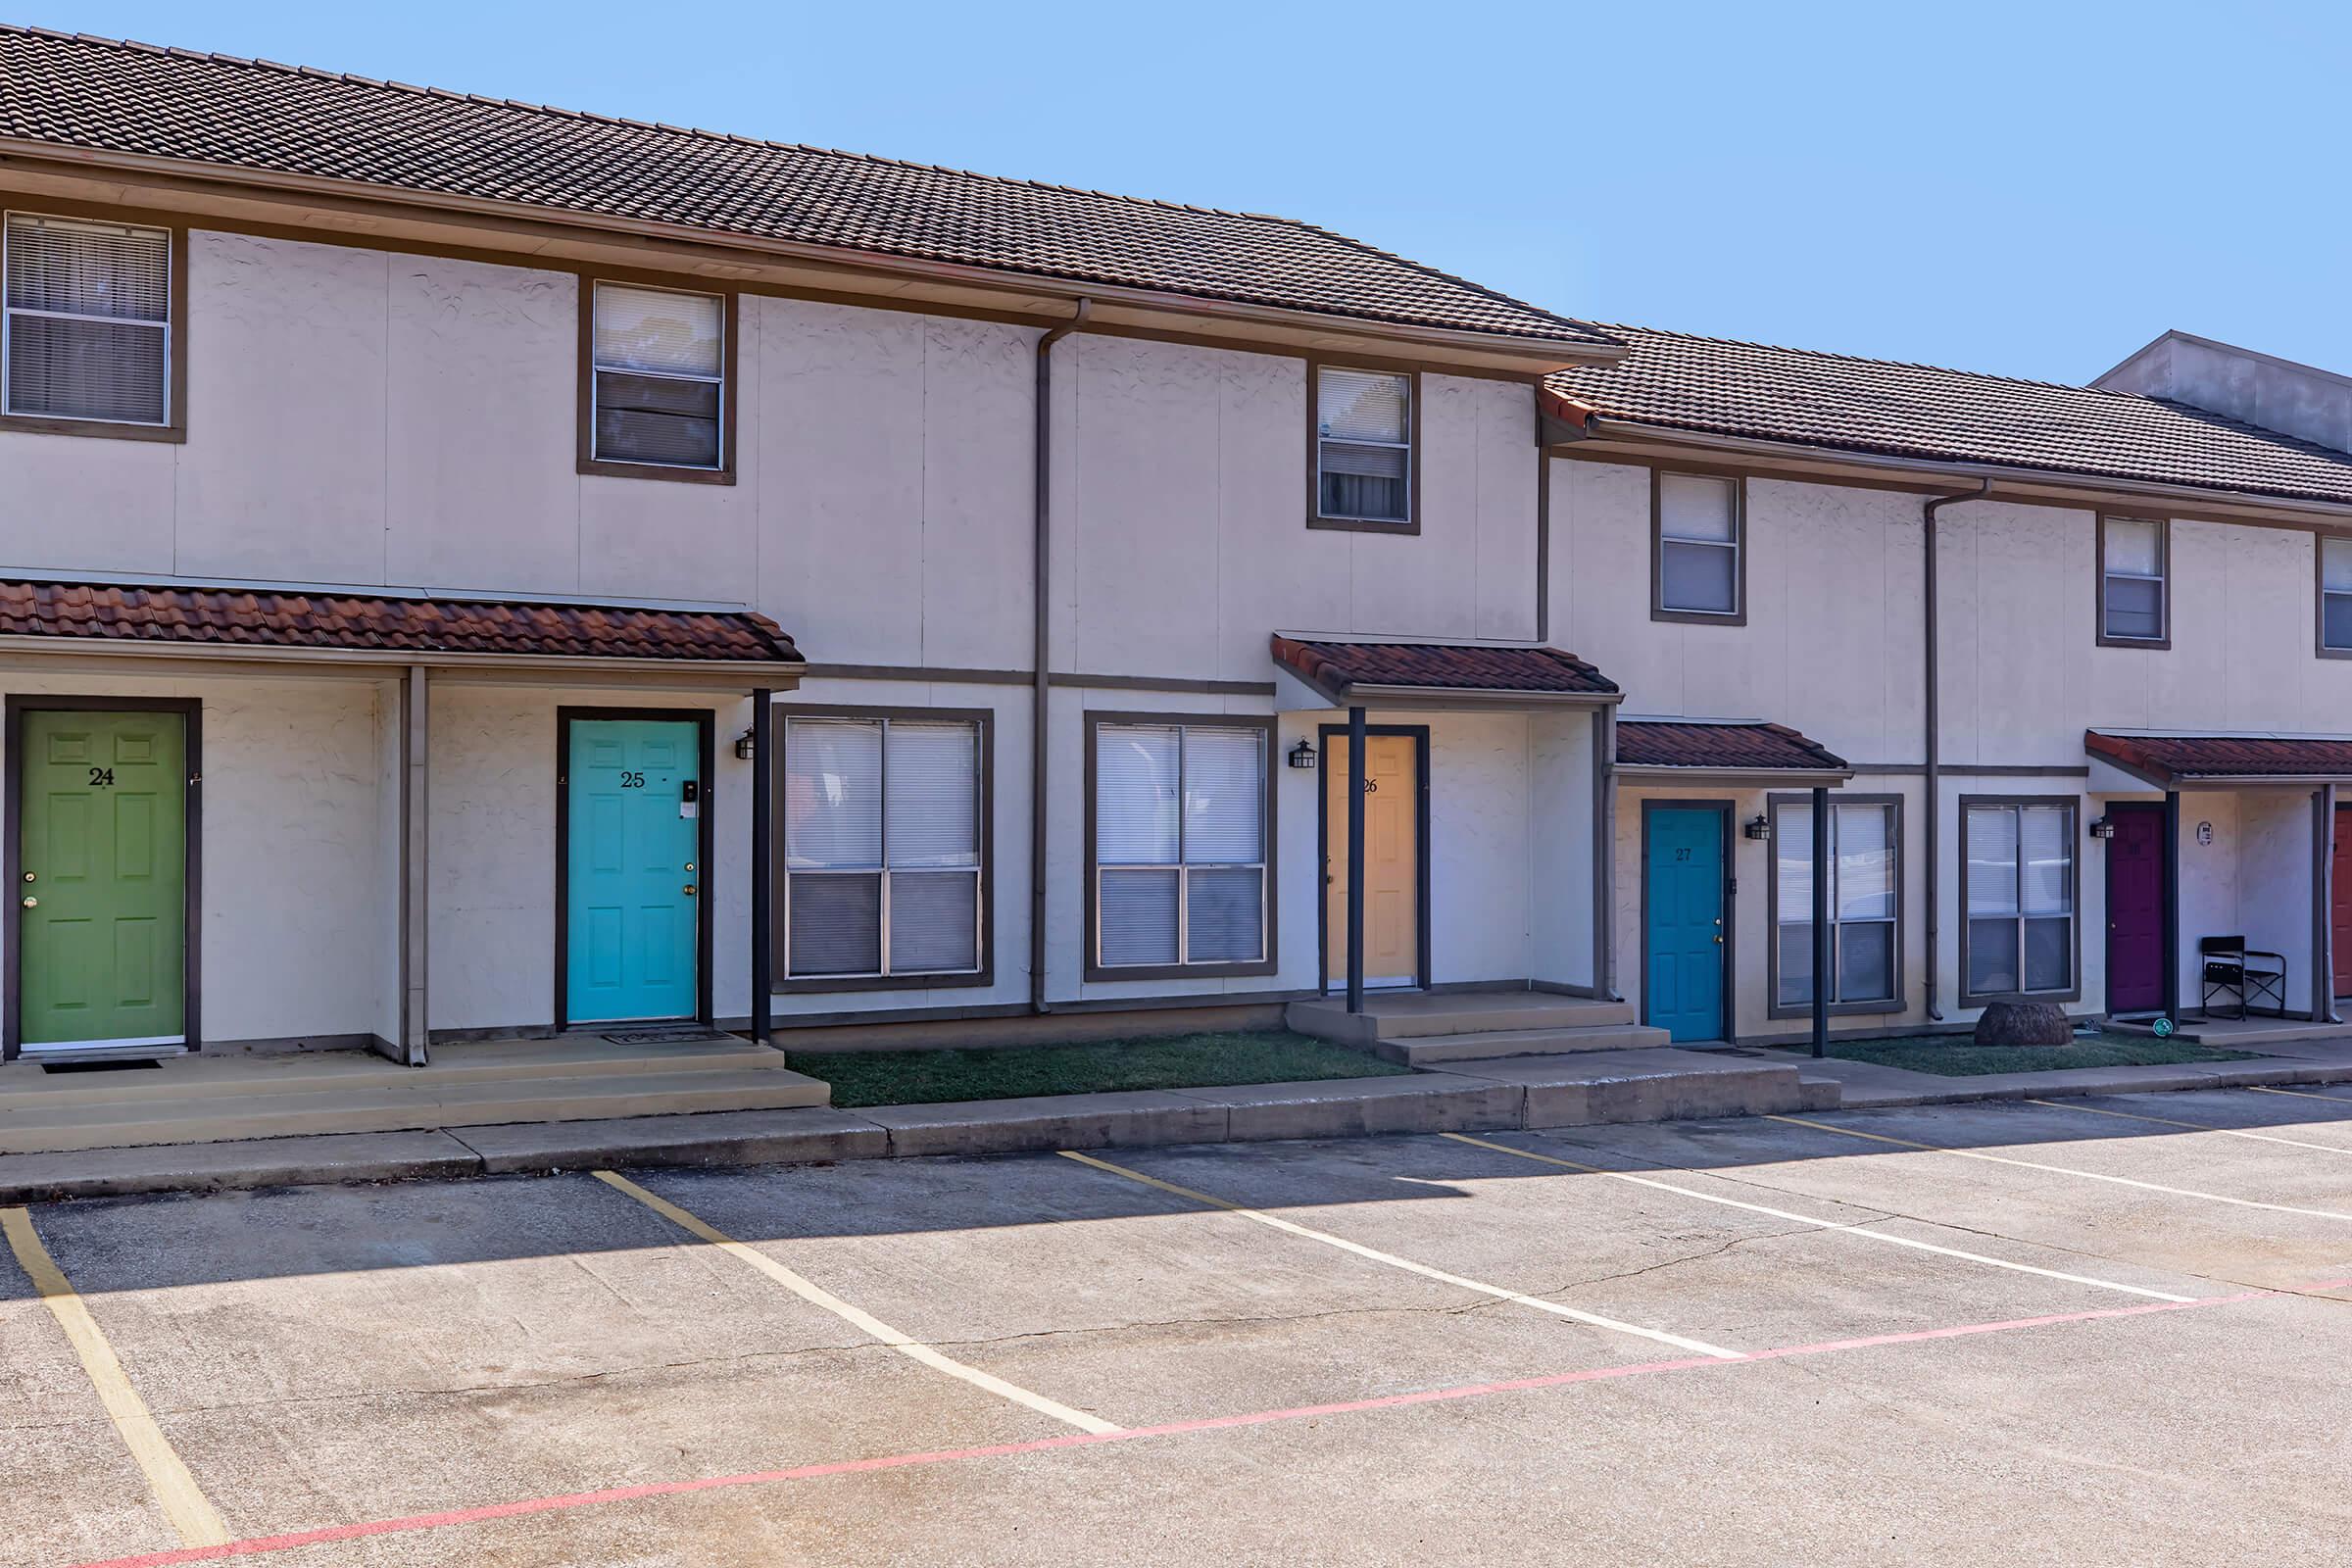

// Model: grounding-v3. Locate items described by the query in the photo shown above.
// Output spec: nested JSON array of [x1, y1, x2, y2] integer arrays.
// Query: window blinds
[[1317, 368, 1410, 523], [1095, 723, 1265, 968], [3, 214, 170, 424], [1657, 473, 1738, 613], [782, 716, 981, 979], [592, 282, 722, 468]]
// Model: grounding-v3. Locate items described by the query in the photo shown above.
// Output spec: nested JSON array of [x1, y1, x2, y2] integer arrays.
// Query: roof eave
[[0, 138, 1627, 372], [1332, 681, 1622, 710], [0, 633, 806, 683], [1576, 416, 2352, 526], [1613, 764, 1854, 785]]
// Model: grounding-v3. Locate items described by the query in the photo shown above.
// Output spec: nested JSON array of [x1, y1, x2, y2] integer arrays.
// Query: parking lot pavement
[[7, 1089, 2352, 1566]]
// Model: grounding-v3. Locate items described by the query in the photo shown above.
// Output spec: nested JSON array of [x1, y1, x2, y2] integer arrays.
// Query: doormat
[[604, 1027, 735, 1046], [40, 1058, 165, 1075]]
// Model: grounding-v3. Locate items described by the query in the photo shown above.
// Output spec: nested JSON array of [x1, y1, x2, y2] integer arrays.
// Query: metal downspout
[[1031, 299, 1090, 1014], [1922, 479, 1990, 1021]]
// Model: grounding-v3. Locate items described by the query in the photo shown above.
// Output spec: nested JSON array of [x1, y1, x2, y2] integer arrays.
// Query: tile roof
[[1615, 720, 1848, 774], [0, 25, 1615, 351], [1270, 637, 1619, 700], [2085, 730, 2352, 783], [1545, 324, 2352, 508], [0, 580, 800, 662]]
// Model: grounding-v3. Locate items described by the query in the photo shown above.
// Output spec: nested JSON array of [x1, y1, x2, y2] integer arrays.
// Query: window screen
[[1774, 800, 1898, 1008], [2101, 516, 2166, 642], [1317, 368, 1410, 524], [1094, 722, 1267, 968], [3, 214, 171, 425], [1964, 802, 2074, 1000], [782, 715, 982, 980], [1657, 473, 1740, 614], [2323, 537, 2352, 652], [592, 282, 724, 468]]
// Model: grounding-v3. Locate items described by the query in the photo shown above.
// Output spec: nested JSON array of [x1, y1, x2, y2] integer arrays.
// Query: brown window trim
[[769, 702, 995, 995], [2094, 513, 2170, 650], [577, 273, 739, 485], [1306, 360, 1420, 534], [2317, 532, 2352, 660], [1764, 792, 1906, 1021], [1083, 710, 1280, 984], [0, 212, 187, 445], [1955, 794, 2084, 1008], [1649, 466, 1747, 625]]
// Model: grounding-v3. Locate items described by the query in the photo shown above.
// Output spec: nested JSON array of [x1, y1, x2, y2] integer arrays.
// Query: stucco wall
[[1530, 710, 1596, 989], [0, 669, 396, 1047]]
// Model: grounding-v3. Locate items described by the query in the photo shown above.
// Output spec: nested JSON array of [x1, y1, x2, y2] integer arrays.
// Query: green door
[[19, 710, 188, 1052]]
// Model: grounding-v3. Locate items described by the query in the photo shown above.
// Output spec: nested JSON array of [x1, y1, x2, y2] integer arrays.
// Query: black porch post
[[750, 689, 773, 1045], [1811, 785, 1830, 1057], [1348, 703, 1367, 1014], [2162, 789, 2181, 1023]]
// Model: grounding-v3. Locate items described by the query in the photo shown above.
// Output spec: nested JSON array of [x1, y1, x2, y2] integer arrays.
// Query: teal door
[[1644, 808, 1726, 1043], [564, 718, 701, 1024]]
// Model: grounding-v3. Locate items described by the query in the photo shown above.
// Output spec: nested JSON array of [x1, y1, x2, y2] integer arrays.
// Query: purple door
[[2106, 805, 2167, 1013]]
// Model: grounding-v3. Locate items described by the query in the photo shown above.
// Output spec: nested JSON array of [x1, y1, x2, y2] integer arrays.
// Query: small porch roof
[[0, 579, 805, 681], [2086, 729, 2352, 789], [1614, 718, 1852, 785], [1269, 635, 1621, 710]]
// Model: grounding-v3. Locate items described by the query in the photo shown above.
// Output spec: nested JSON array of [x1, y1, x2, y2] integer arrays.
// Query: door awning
[[0, 579, 804, 677], [1269, 635, 1621, 710], [1615, 719, 1852, 786], [2086, 729, 2352, 788]]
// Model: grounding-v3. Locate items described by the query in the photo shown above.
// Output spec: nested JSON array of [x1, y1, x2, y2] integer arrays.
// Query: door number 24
[[86, 767, 116, 788]]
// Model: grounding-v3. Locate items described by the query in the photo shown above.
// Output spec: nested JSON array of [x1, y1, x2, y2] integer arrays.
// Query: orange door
[[1326, 733, 1419, 987]]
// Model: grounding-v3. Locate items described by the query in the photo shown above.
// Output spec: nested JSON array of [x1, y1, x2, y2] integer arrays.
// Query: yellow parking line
[[2251, 1084, 2352, 1105], [2026, 1098, 2352, 1157], [1058, 1150, 1743, 1358], [591, 1170, 1118, 1435], [1, 1206, 229, 1548], [1442, 1133, 2190, 1301], [1768, 1115, 2352, 1222]]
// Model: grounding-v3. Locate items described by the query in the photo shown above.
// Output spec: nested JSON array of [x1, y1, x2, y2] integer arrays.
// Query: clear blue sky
[[24, 1, 2349, 384]]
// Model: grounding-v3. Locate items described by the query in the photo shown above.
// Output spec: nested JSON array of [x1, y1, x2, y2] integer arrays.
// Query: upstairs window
[[588, 280, 727, 473], [1313, 367, 1413, 527], [2, 213, 172, 428], [2098, 514, 2168, 646], [1652, 470, 1743, 621], [781, 713, 985, 983], [2321, 536, 2352, 655], [1089, 717, 1272, 976]]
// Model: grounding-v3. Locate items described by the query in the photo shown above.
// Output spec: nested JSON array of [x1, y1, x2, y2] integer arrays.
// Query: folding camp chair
[[2200, 935, 2287, 1020]]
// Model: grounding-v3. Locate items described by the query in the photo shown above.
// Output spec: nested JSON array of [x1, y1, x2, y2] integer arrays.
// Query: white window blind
[[1317, 368, 1410, 524], [1095, 722, 1266, 968], [783, 715, 981, 980], [3, 213, 171, 425], [1658, 473, 1739, 614], [592, 282, 723, 468], [2102, 516, 2165, 641], [1774, 801, 1898, 1008], [2323, 537, 2352, 651], [1964, 803, 2074, 999]]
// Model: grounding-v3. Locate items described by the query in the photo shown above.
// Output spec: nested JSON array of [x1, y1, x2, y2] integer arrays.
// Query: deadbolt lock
[[685, 861, 697, 872], [20, 871, 31, 882]]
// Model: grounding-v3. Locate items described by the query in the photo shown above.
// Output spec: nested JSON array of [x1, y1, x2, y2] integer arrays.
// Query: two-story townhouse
[[0, 26, 1635, 1082], [1545, 325, 2352, 1047]]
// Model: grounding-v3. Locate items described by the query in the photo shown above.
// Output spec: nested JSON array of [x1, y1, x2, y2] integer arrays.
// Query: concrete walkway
[[1756, 1033, 2352, 1108]]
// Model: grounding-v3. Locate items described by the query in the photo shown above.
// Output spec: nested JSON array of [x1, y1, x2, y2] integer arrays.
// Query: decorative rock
[[1974, 1001, 2073, 1048]]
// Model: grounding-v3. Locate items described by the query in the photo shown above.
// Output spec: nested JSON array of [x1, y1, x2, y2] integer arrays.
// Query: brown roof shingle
[[1270, 637, 1618, 699], [0, 580, 800, 662], [1616, 720, 1847, 774], [1547, 324, 2352, 508], [0, 26, 1615, 351], [2086, 730, 2352, 783]]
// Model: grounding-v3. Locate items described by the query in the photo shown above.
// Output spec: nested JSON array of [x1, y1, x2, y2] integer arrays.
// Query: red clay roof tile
[[0, 580, 800, 662], [1616, 720, 1848, 773], [1270, 637, 1618, 699], [2085, 730, 2352, 782]]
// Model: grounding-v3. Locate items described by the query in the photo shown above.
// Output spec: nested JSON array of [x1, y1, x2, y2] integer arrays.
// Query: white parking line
[[1770, 1115, 2352, 1223], [1442, 1133, 2191, 1302], [593, 1170, 1120, 1435], [1058, 1149, 1745, 1359], [2026, 1097, 2352, 1157]]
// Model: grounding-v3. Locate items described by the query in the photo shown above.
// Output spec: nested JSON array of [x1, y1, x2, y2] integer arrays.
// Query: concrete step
[[1427, 1048, 1818, 1126], [1375, 1023, 1672, 1065], [0, 1035, 788, 1110], [1288, 993, 1635, 1046], [0, 1066, 832, 1155]]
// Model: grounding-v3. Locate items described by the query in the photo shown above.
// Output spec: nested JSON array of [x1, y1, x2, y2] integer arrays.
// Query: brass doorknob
[[20, 897, 34, 908], [683, 884, 699, 896]]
